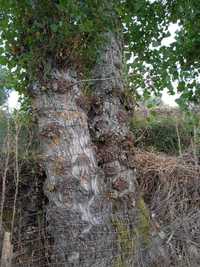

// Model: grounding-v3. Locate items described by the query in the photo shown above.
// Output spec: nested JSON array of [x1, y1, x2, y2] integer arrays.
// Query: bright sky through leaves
[[7, 22, 180, 109]]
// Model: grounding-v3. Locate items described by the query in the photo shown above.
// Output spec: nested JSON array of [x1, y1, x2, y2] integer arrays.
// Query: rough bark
[[1, 231, 12, 267], [89, 32, 137, 266], [32, 69, 116, 266], [32, 27, 137, 266], [90, 33, 135, 192]]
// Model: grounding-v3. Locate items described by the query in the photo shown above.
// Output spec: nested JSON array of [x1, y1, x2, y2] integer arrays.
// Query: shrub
[[131, 107, 196, 155]]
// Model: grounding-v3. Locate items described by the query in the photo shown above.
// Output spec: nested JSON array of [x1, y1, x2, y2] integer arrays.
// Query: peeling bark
[[33, 69, 115, 266]]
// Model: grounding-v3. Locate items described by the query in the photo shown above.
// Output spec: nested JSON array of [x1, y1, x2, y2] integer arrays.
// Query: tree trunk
[[90, 33, 136, 195], [32, 68, 116, 266], [89, 32, 137, 266], [1, 231, 12, 267]]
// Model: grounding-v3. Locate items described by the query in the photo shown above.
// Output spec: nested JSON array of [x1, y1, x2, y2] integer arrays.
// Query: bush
[[131, 107, 195, 155]]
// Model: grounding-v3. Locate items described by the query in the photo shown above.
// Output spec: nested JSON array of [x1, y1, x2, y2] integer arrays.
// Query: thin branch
[[0, 117, 10, 228], [11, 113, 21, 240]]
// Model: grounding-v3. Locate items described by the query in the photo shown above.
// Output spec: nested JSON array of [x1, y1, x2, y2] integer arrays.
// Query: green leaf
[[0, 56, 7, 65], [50, 24, 59, 33]]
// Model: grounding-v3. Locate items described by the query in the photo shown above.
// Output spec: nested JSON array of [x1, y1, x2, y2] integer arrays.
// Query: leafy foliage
[[0, 0, 120, 93], [122, 0, 200, 107], [0, 0, 200, 106], [0, 67, 10, 106], [131, 107, 200, 155]]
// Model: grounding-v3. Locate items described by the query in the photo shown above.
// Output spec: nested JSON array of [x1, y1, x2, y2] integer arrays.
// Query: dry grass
[[134, 149, 200, 267], [1, 131, 200, 266], [135, 149, 200, 184]]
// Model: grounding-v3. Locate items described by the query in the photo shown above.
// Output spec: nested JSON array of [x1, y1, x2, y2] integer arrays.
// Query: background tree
[[0, 0, 200, 266], [123, 0, 200, 107], [0, 67, 9, 106], [0, 67, 10, 146]]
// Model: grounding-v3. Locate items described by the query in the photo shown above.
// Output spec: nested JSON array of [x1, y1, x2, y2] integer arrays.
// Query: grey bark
[[33, 69, 116, 266], [88, 33, 137, 265], [1, 231, 12, 267], [90, 33, 136, 194], [32, 30, 136, 266]]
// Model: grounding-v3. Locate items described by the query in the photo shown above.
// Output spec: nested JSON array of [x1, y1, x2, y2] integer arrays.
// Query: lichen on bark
[[112, 196, 151, 267]]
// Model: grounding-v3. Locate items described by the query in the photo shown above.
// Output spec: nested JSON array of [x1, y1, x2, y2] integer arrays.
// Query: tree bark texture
[[89, 33, 137, 266], [33, 33, 136, 266], [1, 231, 12, 267], [33, 69, 116, 266], [90, 33, 136, 196]]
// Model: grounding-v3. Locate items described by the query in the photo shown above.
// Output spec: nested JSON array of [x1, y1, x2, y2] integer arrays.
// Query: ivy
[[0, 0, 200, 108], [0, 0, 119, 93]]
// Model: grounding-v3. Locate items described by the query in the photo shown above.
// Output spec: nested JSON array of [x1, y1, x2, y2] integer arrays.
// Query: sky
[[7, 23, 180, 110], [162, 88, 178, 107], [160, 22, 180, 106], [7, 90, 20, 111], [8, 83, 179, 110]]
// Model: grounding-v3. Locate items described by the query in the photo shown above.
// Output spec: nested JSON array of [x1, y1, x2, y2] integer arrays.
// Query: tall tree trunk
[[32, 69, 116, 266], [89, 32, 137, 266], [91, 33, 135, 194]]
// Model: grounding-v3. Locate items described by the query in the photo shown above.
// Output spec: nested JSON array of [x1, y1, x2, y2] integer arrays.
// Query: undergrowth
[[131, 106, 200, 156]]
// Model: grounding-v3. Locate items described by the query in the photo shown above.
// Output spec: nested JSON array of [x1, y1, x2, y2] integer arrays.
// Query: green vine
[[0, 1, 121, 94]]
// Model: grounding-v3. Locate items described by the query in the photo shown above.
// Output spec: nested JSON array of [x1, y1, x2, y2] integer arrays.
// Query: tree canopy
[[0, 0, 200, 107], [0, 67, 9, 106]]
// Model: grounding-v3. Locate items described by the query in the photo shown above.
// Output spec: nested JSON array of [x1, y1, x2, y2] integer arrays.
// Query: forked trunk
[[32, 30, 136, 266]]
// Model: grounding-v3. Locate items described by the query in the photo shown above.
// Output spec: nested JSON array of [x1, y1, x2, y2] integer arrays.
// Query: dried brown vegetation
[[0, 145, 200, 266], [135, 149, 200, 267]]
